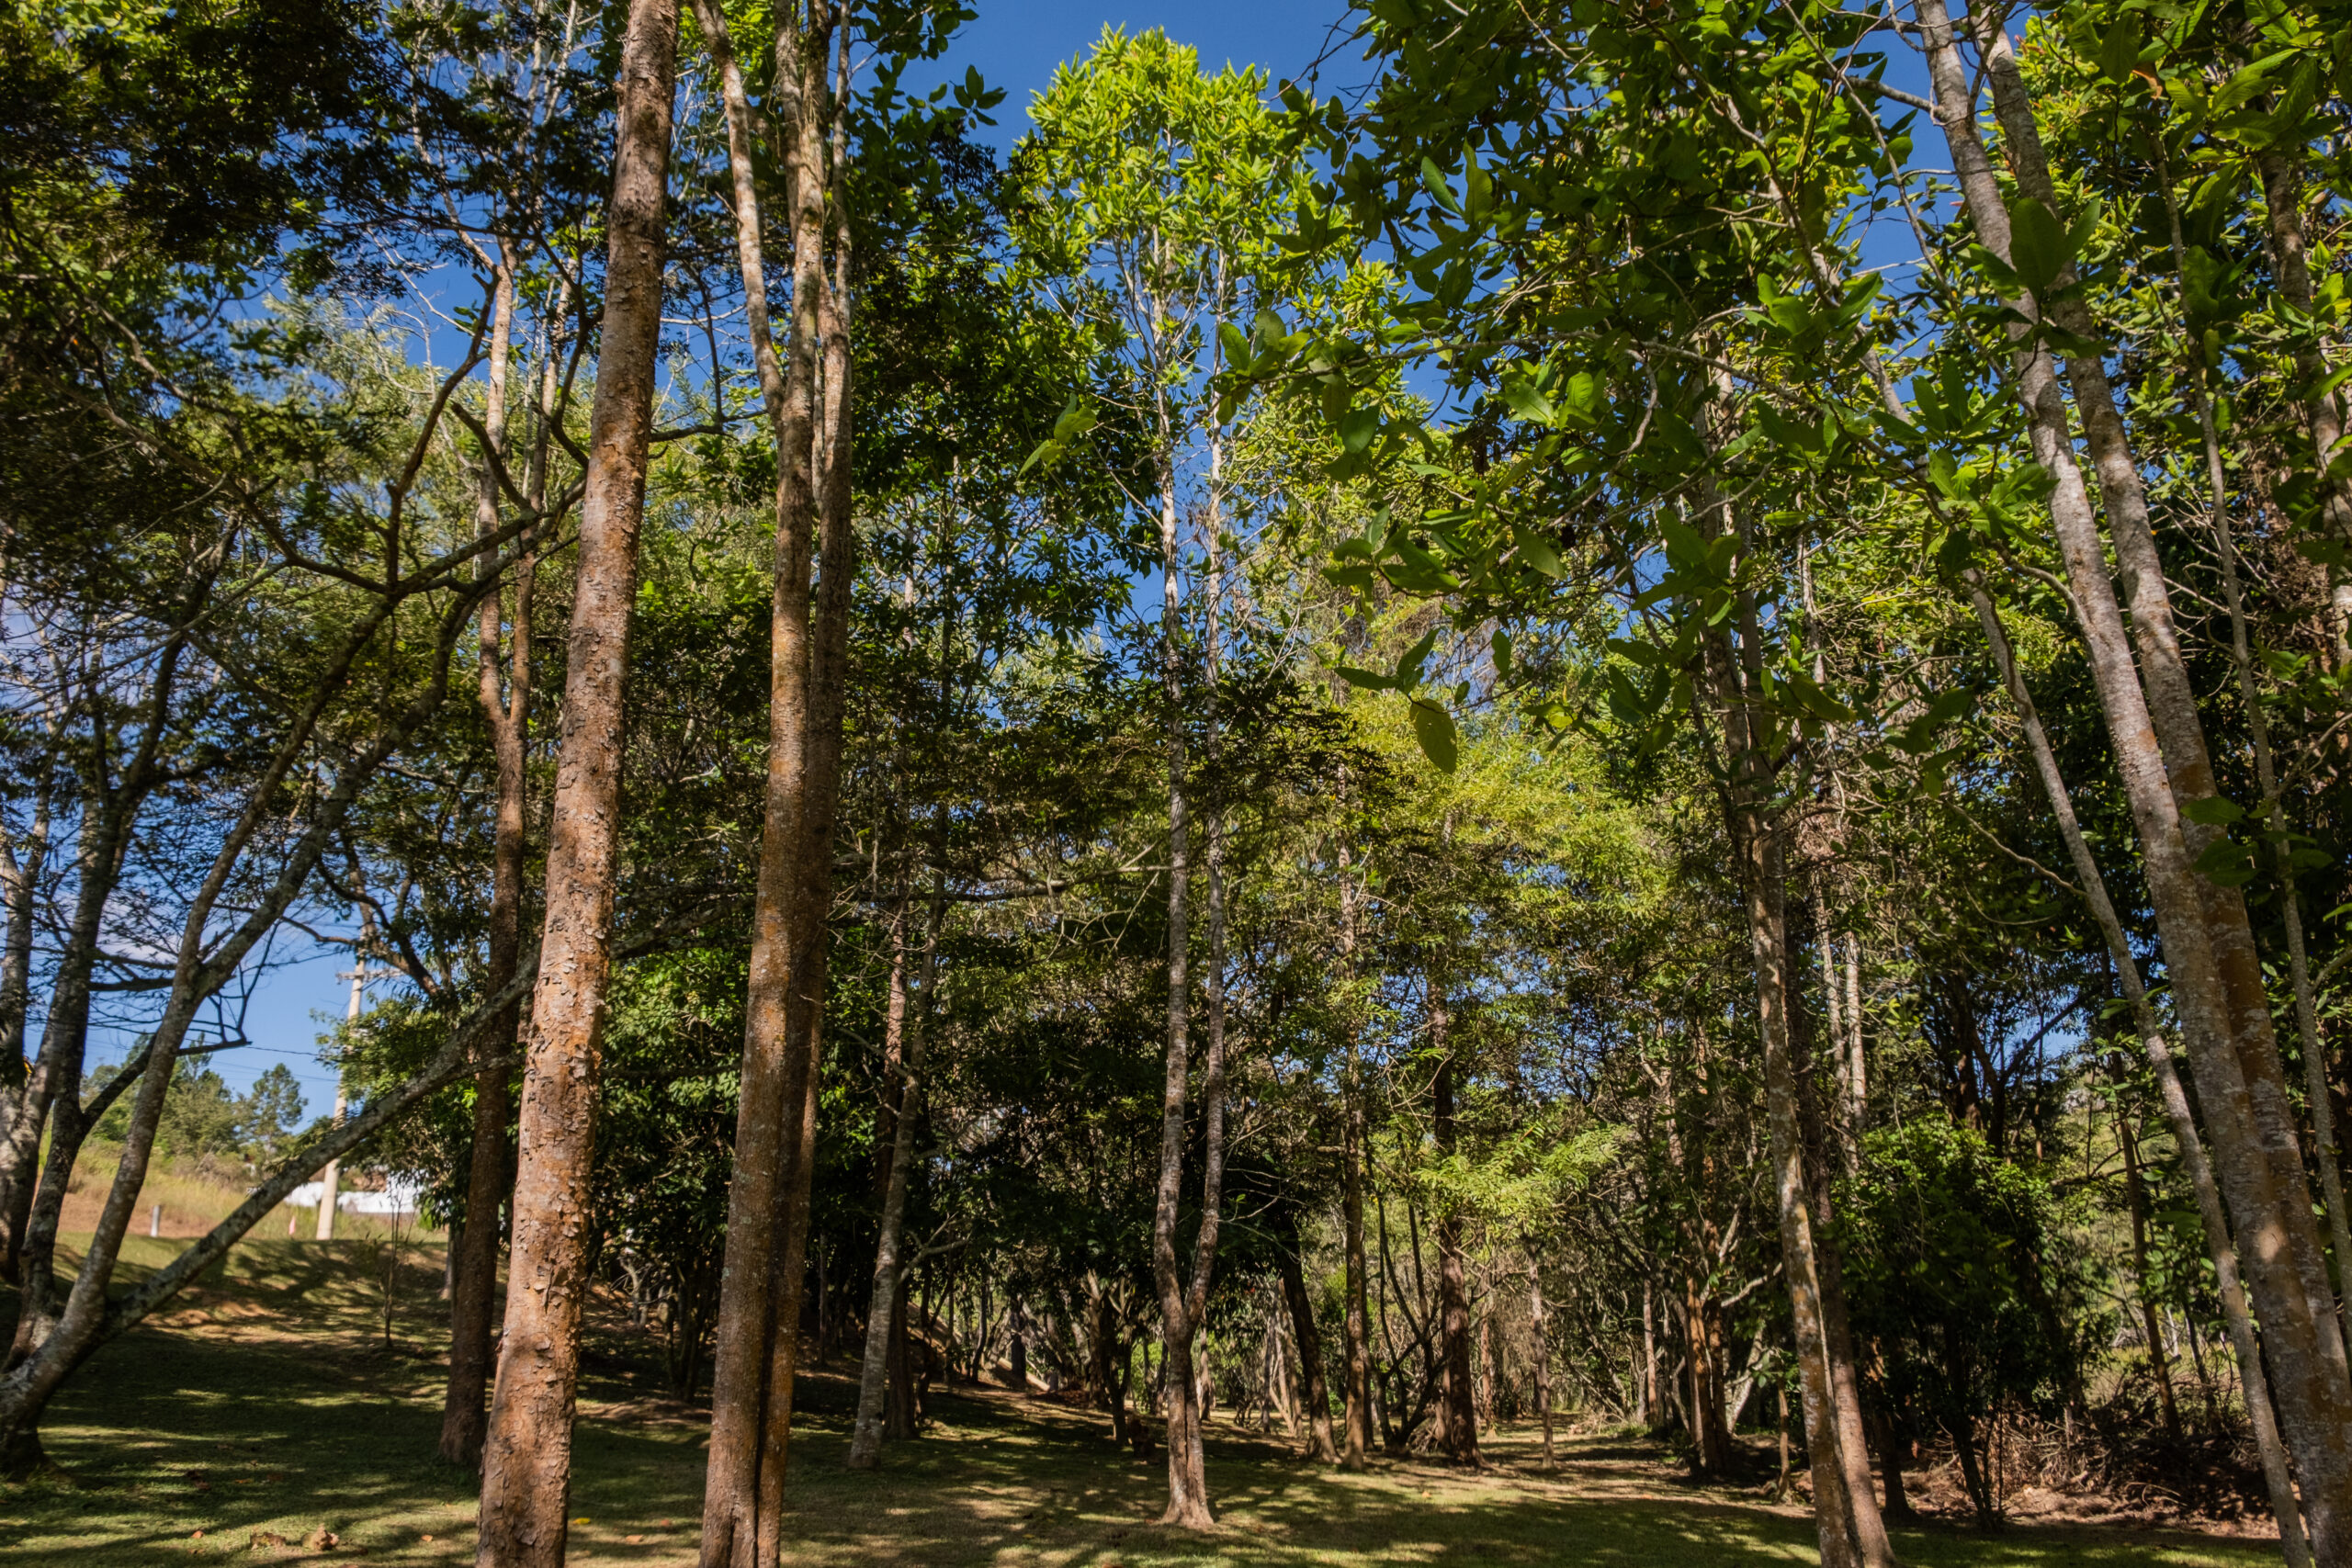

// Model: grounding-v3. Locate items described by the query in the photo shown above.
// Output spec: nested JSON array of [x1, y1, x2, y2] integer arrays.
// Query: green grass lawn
[[0, 1238, 2282, 1566]]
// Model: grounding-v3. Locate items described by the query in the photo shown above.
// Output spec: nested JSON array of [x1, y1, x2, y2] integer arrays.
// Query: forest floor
[[0, 1235, 2281, 1567]]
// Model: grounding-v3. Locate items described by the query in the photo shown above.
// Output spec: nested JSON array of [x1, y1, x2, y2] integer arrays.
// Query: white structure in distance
[[283, 1175, 423, 1216]]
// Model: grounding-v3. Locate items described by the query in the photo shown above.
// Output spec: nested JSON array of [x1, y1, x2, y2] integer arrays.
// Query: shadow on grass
[[0, 1249, 2283, 1567]]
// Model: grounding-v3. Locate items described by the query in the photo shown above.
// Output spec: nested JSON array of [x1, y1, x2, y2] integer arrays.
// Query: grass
[[0, 1238, 2283, 1566]]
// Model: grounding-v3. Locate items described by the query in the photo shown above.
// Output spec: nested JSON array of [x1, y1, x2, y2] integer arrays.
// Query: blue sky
[[921, 0, 1354, 148], [197, 0, 1352, 1118]]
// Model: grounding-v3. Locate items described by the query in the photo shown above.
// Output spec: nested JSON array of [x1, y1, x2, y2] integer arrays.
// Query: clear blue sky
[[201, 1, 1351, 1119]]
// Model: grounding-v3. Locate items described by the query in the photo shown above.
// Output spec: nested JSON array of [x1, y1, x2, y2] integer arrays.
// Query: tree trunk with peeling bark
[[473, 0, 676, 1558]]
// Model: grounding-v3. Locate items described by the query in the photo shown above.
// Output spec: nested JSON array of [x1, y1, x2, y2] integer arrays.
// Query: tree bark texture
[[473, 0, 676, 1558], [1336, 827, 1376, 1470], [749, 49, 858, 1552]]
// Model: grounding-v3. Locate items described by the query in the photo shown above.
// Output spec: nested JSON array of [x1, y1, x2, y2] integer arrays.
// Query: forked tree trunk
[[691, 2, 833, 1561], [473, 0, 677, 1559], [442, 254, 530, 1472], [1916, 12, 2352, 1551], [749, 52, 859, 1559]]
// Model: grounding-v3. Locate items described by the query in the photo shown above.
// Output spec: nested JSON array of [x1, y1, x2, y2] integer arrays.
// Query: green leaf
[[2181, 795, 2245, 826], [1339, 405, 1381, 454], [1333, 665, 1396, 692], [1500, 370, 1555, 426], [2192, 835, 2259, 887], [1411, 697, 1458, 773], [1512, 525, 1566, 580], [1395, 626, 1439, 684], [2007, 197, 2074, 296], [1782, 669, 1857, 724], [1217, 321, 1250, 371], [2097, 14, 2143, 83], [1419, 156, 1462, 217], [1492, 629, 1513, 674]]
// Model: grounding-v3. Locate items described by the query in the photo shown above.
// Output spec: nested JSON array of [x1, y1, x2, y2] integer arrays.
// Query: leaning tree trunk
[[1274, 1213, 1338, 1463], [442, 252, 531, 1472], [0, 758, 51, 1279], [1971, 581, 2312, 1568], [473, 0, 676, 1559]]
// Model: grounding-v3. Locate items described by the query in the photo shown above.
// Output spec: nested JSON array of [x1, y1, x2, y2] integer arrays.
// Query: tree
[[474, 0, 680, 1558]]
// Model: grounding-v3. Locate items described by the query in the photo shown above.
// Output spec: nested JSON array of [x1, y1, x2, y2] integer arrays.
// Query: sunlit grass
[[0, 1245, 2280, 1565]]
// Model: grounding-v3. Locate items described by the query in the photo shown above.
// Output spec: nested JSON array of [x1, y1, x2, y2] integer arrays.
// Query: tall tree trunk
[[2118, 1095, 2183, 1447], [0, 747, 52, 1280], [1275, 1213, 1338, 1462], [1529, 1266, 1555, 1464], [1917, 13, 2352, 1551], [1693, 508, 1888, 1565], [473, 0, 676, 1558], [2252, 149, 2352, 656], [848, 893, 936, 1468], [751, 53, 859, 1554], [1335, 822, 1377, 1471], [1149, 436, 1231, 1528], [1430, 1034, 1477, 1465], [443, 253, 532, 1471], [2158, 152, 2352, 1304]]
